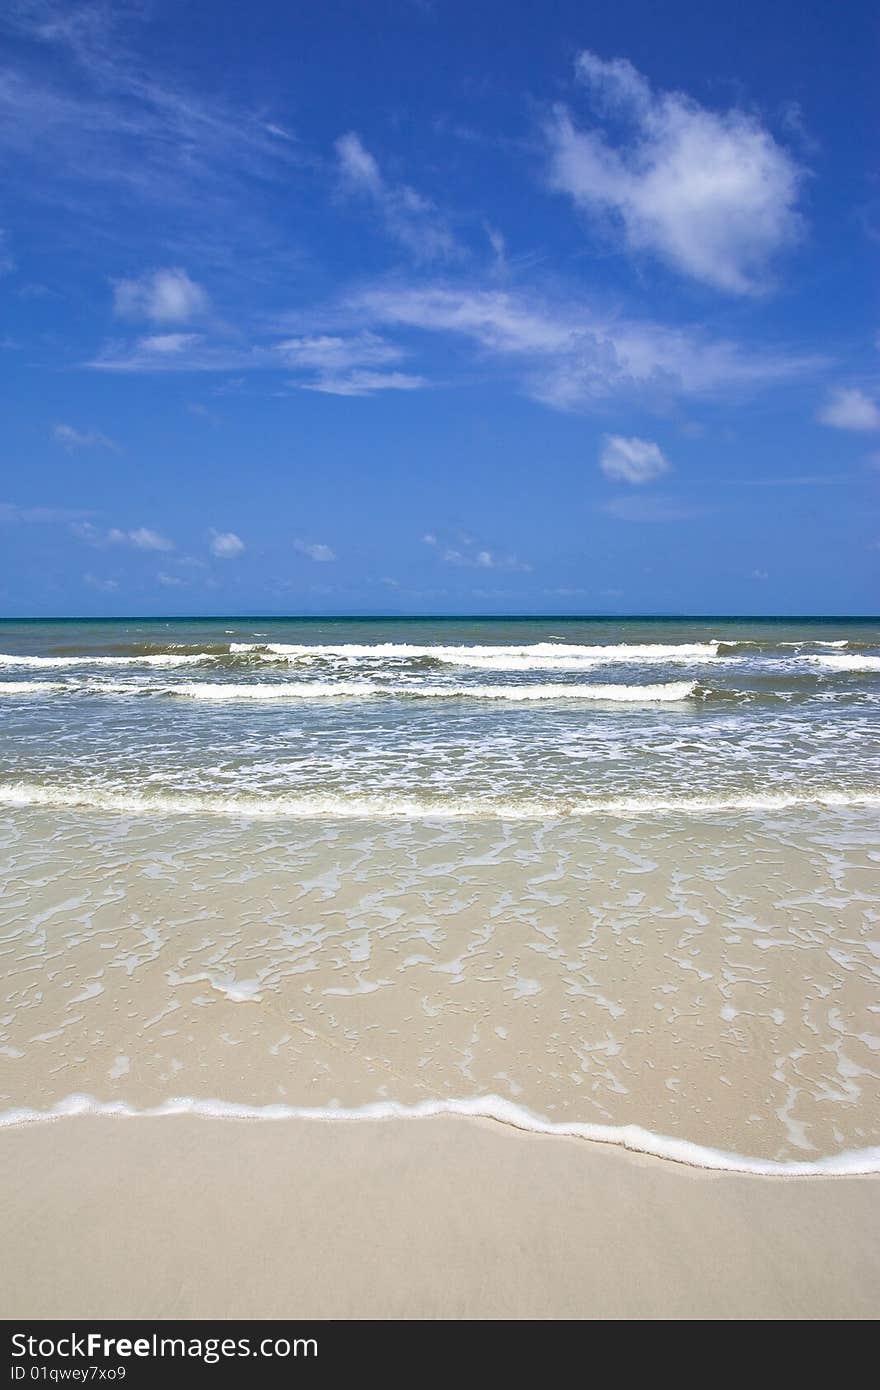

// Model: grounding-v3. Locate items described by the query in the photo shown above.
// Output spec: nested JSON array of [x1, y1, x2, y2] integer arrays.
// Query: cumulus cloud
[[52, 423, 119, 452], [817, 387, 880, 431], [209, 529, 245, 558], [294, 539, 335, 562], [599, 434, 669, 484], [113, 268, 209, 323], [335, 131, 459, 262], [547, 51, 803, 293]]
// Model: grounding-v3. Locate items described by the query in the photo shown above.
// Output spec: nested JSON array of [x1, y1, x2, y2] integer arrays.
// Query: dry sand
[[2, 1114, 878, 1319]]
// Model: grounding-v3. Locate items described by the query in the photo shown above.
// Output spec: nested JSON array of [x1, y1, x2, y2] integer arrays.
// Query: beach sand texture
[[2, 1115, 879, 1320]]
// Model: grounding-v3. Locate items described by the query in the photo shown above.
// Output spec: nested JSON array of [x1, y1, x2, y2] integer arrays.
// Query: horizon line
[[1, 612, 878, 623]]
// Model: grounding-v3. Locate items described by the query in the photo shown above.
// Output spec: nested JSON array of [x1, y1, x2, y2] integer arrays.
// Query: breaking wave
[[1, 781, 877, 821]]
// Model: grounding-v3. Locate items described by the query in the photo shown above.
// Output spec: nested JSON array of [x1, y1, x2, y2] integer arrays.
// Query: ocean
[[1, 615, 879, 1172]]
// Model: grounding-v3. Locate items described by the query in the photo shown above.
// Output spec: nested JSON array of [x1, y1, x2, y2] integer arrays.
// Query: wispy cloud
[[0, 228, 14, 274], [1, 501, 92, 523], [335, 131, 459, 262], [294, 539, 335, 562], [547, 50, 803, 293], [87, 334, 253, 372], [84, 572, 118, 592], [817, 387, 880, 431], [300, 369, 426, 397], [52, 422, 119, 452], [351, 284, 822, 410], [599, 434, 669, 484], [279, 330, 427, 395], [1, 2, 299, 220], [602, 494, 704, 522]]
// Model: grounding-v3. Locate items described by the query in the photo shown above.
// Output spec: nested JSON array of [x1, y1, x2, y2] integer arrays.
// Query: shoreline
[[2, 1113, 878, 1319], [3, 1096, 880, 1177]]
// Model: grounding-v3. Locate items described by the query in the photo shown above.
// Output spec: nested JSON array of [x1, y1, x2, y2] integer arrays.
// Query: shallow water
[[1, 616, 878, 1169]]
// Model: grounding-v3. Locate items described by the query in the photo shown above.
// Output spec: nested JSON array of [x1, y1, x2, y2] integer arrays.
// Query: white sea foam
[[1, 781, 877, 821], [232, 640, 721, 666], [802, 654, 880, 672], [0, 680, 71, 695], [0, 653, 210, 668], [1, 1091, 877, 1176], [0, 677, 700, 702], [163, 678, 699, 703]]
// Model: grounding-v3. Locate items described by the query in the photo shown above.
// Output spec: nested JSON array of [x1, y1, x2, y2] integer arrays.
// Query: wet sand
[[4, 808, 879, 1165], [2, 1114, 878, 1319]]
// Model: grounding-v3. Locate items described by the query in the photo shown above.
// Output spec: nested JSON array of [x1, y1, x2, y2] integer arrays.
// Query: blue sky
[[1, 0, 878, 616]]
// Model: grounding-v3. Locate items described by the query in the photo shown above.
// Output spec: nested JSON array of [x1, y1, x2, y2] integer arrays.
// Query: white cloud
[[157, 571, 185, 587], [88, 330, 419, 387], [187, 401, 221, 425], [52, 423, 119, 452], [209, 529, 245, 558], [107, 526, 174, 551], [485, 223, 507, 269], [299, 370, 426, 397], [84, 573, 119, 592], [599, 435, 669, 484], [439, 543, 531, 572], [353, 285, 821, 409], [1, 502, 92, 523], [294, 540, 335, 562], [1, 3, 297, 221], [817, 387, 880, 431], [113, 268, 209, 323], [279, 332, 402, 373], [335, 131, 458, 262], [138, 332, 202, 354], [87, 334, 249, 372], [602, 495, 703, 522], [547, 51, 803, 293], [0, 229, 14, 275], [278, 331, 425, 393]]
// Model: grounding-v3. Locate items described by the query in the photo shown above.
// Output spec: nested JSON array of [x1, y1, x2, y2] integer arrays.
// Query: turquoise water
[[0, 615, 878, 816]]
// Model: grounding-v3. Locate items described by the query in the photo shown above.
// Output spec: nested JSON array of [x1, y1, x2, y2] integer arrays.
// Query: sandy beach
[[2, 621, 879, 1322], [2, 1114, 878, 1319]]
